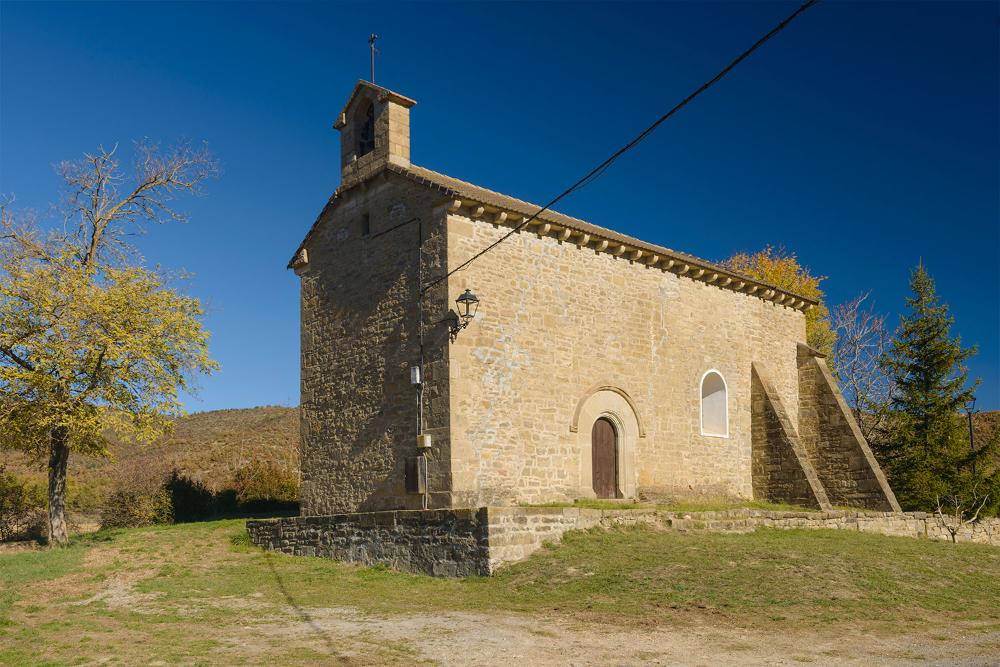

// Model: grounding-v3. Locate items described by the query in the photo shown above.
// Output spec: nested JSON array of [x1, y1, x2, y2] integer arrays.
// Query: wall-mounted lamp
[[449, 289, 480, 341]]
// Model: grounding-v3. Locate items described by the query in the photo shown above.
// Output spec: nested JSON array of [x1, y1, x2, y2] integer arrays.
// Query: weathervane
[[368, 33, 379, 83]]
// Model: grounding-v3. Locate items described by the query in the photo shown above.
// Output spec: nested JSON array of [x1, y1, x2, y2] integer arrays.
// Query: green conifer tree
[[879, 264, 998, 517]]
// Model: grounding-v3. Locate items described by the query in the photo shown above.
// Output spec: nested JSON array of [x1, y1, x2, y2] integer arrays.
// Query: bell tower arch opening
[[357, 101, 375, 158]]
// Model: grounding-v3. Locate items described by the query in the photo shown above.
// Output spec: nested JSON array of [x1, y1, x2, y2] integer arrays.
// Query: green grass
[[0, 540, 86, 627], [523, 498, 818, 512], [1, 519, 999, 665]]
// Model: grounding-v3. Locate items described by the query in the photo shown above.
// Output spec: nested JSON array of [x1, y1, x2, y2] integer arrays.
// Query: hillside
[[1, 406, 299, 507], [974, 409, 999, 451], [102, 405, 299, 490]]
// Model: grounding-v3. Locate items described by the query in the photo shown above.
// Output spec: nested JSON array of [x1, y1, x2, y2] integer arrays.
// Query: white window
[[700, 370, 728, 438]]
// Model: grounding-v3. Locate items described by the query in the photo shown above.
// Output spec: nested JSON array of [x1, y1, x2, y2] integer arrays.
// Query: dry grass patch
[[2, 519, 999, 665]]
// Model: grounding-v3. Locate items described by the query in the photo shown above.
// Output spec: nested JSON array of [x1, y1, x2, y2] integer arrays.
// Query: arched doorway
[[591, 417, 620, 499], [571, 385, 643, 500]]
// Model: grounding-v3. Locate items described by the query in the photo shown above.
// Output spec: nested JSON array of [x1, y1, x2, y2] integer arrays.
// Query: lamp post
[[965, 397, 977, 475], [449, 289, 480, 341]]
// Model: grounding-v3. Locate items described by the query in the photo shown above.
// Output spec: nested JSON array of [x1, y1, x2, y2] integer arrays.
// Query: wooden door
[[591, 417, 619, 499]]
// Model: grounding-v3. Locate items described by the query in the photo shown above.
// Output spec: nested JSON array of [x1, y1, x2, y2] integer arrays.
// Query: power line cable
[[422, 0, 819, 294], [370, 215, 421, 239]]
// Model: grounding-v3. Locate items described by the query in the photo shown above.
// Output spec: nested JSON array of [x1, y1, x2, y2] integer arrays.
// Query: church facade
[[290, 81, 899, 516]]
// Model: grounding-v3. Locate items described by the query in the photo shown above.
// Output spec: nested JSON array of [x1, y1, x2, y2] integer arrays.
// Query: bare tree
[[831, 292, 894, 446], [934, 485, 991, 544], [58, 141, 217, 267]]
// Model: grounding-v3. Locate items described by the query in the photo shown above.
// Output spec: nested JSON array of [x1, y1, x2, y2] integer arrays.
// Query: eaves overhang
[[388, 163, 819, 312], [288, 161, 820, 312]]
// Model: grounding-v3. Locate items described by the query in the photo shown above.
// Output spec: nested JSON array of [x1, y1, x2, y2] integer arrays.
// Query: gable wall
[[297, 174, 452, 514], [446, 213, 806, 506]]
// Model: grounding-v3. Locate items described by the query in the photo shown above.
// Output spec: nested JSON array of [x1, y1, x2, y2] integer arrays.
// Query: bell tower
[[334, 80, 416, 184]]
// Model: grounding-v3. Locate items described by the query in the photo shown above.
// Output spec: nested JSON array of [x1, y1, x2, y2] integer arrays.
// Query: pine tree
[[879, 264, 998, 516]]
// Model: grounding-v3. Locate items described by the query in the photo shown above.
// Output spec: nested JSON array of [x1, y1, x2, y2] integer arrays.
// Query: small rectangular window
[[360, 214, 371, 237]]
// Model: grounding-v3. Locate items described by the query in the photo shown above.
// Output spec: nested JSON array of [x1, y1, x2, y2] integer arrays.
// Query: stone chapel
[[288, 80, 899, 516]]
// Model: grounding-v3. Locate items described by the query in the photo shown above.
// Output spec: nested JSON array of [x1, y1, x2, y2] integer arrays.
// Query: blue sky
[[2, 1, 997, 411]]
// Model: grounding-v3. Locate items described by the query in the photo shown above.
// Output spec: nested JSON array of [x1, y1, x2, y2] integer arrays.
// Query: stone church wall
[[297, 174, 454, 514], [293, 81, 898, 517], [445, 213, 807, 507]]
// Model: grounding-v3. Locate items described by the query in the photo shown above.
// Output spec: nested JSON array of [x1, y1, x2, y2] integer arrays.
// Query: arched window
[[700, 370, 728, 437], [357, 102, 375, 157]]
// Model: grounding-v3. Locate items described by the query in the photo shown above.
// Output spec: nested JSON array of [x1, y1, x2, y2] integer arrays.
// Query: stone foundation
[[247, 508, 491, 576], [248, 506, 998, 577]]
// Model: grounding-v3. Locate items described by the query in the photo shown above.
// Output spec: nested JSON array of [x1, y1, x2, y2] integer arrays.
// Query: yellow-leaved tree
[[723, 246, 836, 356], [0, 142, 218, 544]]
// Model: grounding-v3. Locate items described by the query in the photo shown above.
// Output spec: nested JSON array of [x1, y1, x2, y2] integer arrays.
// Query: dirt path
[[236, 605, 1000, 666], [9, 523, 999, 666]]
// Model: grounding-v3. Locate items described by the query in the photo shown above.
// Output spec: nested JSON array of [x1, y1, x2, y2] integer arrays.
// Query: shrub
[[234, 460, 298, 506], [67, 479, 107, 514], [95, 459, 300, 531], [0, 466, 47, 542], [100, 487, 173, 529], [213, 488, 240, 517], [165, 471, 216, 522], [99, 464, 173, 530]]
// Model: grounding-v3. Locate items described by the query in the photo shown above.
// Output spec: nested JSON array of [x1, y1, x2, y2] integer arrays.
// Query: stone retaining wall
[[602, 508, 999, 545], [485, 507, 603, 571], [247, 508, 490, 576], [248, 507, 999, 577]]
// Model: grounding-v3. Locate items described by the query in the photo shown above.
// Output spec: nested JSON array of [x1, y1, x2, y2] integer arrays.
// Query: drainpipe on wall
[[417, 216, 430, 510]]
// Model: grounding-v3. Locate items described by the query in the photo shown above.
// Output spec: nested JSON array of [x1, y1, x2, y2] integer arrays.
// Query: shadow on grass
[[265, 554, 353, 663]]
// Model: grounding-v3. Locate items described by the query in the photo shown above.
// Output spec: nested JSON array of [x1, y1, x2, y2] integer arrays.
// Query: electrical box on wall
[[410, 366, 421, 385], [416, 433, 432, 450], [405, 456, 426, 494]]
